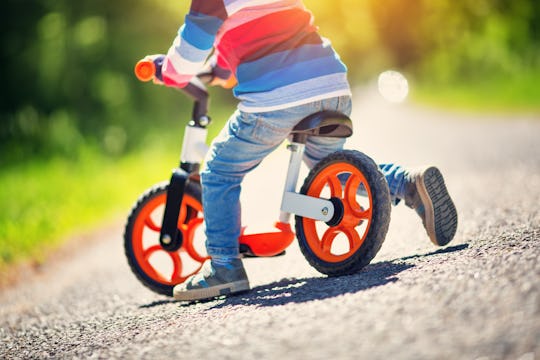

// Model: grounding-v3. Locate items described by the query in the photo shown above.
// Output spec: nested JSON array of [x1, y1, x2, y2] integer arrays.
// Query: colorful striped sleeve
[[162, 0, 228, 88]]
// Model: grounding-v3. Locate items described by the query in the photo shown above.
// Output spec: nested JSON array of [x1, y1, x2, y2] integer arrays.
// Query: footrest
[[240, 244, 286, 258], [238, 222, 295, 257]]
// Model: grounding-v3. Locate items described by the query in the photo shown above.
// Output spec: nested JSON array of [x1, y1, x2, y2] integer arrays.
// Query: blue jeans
[[200, 96, 407, 259]]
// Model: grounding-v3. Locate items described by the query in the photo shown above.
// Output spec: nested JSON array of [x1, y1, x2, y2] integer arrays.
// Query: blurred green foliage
[[307, 0, 540, 83], [0, 105, 232, 272], [1, 0, 191, 166], [0, 144, 176, 270], [1, 0, 539, 166]]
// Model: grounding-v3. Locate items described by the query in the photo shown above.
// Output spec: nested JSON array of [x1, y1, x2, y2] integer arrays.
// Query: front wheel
[[124, 181, 208, 296], [295, 150, 391, 276]]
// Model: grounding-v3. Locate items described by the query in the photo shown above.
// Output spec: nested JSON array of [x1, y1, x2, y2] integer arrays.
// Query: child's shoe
[[173, 258, 250, 301], [404, 166, 458, 246]]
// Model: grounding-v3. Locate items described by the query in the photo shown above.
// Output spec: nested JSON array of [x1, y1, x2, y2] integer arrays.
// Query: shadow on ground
[[140, 244, 468, 309], [212, 260, 414, 309], [394, 243, 469, 262]]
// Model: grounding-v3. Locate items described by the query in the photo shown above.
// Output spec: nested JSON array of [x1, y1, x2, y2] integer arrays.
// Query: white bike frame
[[179, 125, 335, 225]]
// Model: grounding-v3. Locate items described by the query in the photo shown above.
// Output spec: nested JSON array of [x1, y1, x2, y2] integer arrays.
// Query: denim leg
[[379, 163, 407, 205], [201, 96, 353, 259], [201, 111, 288, 258], [303, 96, 352, 168], [304, 136, 346, 169]]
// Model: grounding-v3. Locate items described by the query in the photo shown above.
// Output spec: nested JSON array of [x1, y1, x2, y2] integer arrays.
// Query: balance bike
[[124, 59, 392, 296]]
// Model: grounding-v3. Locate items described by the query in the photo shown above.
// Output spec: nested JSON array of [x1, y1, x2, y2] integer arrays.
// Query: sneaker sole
[[173, 280, 250, 301], [416, 167, 458, 246]]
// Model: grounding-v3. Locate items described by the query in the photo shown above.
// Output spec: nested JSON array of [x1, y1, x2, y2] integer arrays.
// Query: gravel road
[[1, 88, 539, 359]]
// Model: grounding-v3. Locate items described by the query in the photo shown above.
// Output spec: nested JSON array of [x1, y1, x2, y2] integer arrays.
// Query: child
[[151, 0, 458, 301]]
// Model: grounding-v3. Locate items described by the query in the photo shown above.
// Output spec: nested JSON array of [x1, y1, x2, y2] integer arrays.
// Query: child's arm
[[161, 0, 228, 88], [140, 53, 236, 89]]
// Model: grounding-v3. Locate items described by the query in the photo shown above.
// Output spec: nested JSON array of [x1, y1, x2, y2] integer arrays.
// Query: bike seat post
[[279, 138, 306, 224]]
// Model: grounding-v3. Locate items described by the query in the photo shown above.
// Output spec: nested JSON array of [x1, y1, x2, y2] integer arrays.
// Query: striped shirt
[[162, 0, 351, 112]]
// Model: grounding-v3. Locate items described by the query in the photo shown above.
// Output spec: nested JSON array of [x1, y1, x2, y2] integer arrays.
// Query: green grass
[[412, 71, 540, 114], [0, 143, 176, 272], [0, 102, 232, 277]]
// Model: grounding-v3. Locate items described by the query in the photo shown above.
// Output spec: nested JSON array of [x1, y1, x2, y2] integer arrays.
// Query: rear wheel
[[296, 150, 391, 276], [124, 181, 207, 296]]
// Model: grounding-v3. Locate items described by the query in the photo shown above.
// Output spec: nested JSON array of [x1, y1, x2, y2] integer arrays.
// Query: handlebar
[[134, 59, 156, 82], [134, 58, 213, 87], [134, 58, 211, 126]]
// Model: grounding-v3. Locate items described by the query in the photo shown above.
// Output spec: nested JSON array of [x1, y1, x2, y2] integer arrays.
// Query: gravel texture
[[1, 89, 539, 359]]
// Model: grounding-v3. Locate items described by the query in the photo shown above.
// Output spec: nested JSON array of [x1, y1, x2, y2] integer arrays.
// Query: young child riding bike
[[147, 0, 458, 301]]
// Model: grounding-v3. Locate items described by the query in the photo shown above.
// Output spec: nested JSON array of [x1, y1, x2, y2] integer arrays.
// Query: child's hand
[[143, 54, 165, 85], [210, 74, 237, 89], [204, 54, 237, 89]]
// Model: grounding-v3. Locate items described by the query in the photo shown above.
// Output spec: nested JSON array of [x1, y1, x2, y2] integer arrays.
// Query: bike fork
[[279, 142, 339, 224], [160, 122, 209, 251]]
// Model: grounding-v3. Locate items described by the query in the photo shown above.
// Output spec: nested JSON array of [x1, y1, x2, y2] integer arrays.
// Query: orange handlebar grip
[[134, 59, 156, 82]]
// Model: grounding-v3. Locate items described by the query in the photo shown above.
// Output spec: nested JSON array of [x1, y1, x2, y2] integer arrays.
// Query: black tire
[[295, 150, 391, 276], [124, 181, 204, 296]]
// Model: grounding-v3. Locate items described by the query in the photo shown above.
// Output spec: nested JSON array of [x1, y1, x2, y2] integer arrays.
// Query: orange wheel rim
[[303, 163, 373, 263], [131, 193, 208, 286]]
